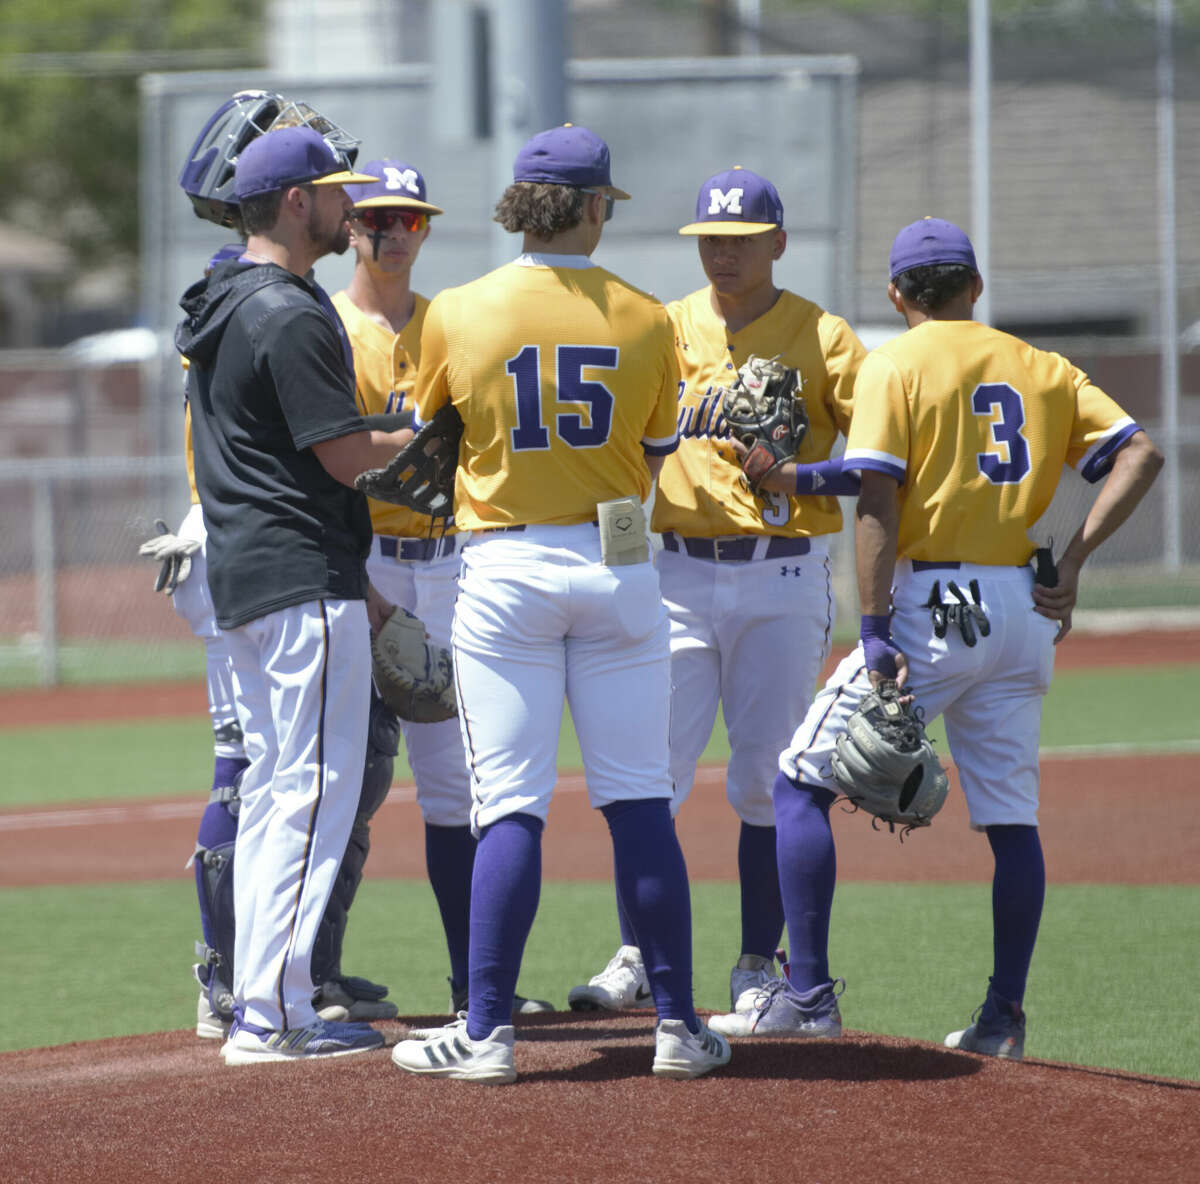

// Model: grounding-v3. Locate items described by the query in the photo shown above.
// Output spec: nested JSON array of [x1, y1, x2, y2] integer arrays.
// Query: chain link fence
[[1, 0, 1197, 687]]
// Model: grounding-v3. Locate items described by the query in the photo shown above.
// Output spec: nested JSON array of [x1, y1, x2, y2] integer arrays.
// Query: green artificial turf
[[1, 877, 1195, 1081]]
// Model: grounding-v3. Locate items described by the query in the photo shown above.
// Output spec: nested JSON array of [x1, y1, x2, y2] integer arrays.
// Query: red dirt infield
[[1, 628, 1197, 1182]]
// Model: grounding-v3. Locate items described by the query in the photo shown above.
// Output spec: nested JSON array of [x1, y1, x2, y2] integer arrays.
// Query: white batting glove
[[138, 518, 200, 594]]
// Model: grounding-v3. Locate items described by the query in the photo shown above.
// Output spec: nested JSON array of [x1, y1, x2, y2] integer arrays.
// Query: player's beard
[[308, 202, 350, 256]]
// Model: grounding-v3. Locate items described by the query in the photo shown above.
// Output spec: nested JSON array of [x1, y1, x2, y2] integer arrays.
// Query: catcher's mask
[[179, 90, 361, 232]]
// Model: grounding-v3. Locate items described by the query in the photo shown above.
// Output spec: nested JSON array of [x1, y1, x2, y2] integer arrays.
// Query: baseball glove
[[138, 518, 201, 594], [371, 607, 457, 724], [720, 354, 807, 492], [830, 680, 949, 832], [355, 402, 463, 518]]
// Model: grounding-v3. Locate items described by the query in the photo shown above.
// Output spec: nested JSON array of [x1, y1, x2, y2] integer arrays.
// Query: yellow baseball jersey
[[844, 319, 1141, 564], [185, 401, 200, 504], [412, 259, 679, 529], [331, 289, 444, 538], [653, 287, 864, 538]]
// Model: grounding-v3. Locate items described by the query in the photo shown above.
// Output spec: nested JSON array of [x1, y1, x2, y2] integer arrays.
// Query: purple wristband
[[860, 613, 898, 678], [793, 458, 862, 497]]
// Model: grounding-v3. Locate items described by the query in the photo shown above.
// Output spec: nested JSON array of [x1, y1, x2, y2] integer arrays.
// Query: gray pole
[[736, 0, 762, 56], [970, 0, 992, 326], [488, 0, 567, 269], [1157, 0, 1182, 569], [432, 2, 486, 143]]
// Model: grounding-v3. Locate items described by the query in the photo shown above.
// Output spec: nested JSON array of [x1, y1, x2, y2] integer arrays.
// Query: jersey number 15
[[507, 345, 617, 451]]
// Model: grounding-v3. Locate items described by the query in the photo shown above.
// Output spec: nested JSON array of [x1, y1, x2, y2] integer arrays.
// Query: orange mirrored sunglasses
[[352, 208, 428, 233]]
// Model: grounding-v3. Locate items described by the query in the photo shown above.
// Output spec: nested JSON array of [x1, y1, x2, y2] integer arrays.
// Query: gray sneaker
[[709, 977, 844, 1038], [944, 991, 1026, 1061], [568, 945, 653, 1011], [449, 980, 555, 1016], [314, 977, 399, 1022], [729, 951, 781, 1012]]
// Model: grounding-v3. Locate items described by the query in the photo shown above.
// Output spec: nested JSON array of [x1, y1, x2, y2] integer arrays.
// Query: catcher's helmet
[[178, 89, 361, 231]]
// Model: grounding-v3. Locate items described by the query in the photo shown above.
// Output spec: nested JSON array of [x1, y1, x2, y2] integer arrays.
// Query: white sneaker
[[729, 953, 778, 1012], [220, 1018, 385, 1065], [652, 1019, 732, 1080], [196, 990, 229, 1041], [568, 945, 653, 1011], [391, 1016, 517, 1085]]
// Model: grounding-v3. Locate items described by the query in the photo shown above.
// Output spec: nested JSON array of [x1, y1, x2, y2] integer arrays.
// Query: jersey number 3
[[973, 382, 1031, 484], [507, 345, 617, 451]]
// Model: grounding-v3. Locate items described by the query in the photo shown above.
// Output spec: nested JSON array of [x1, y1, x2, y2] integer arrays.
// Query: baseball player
[[176, 126, 415, 1064], [569, 167, 866, 1021], [707, 218, 1162, 1058], [389, 124, 730, 1083], [157, 93, 402, 1040], [332, 160, 551, 1017]]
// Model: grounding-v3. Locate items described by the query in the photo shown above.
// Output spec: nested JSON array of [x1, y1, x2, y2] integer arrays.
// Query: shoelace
[[751, 977, 788, 1013]]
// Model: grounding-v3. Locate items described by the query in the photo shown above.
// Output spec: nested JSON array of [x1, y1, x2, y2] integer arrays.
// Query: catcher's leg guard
[[193, 835, 237, 1023], [191, 756, 244, 1024], [311, 691, 400, 986]]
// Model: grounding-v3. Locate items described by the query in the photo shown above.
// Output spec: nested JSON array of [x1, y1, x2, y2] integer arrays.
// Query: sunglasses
[[580, 188, 615, 222], [351, 208, 429, 234]]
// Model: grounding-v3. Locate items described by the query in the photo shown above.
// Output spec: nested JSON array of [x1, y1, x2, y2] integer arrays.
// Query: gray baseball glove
[[830, 680, 949, 832], [720, 354, 807, 492], [355, 402, 463, 518], [371, 607, 457, 724], [138, 518, 201, 594]]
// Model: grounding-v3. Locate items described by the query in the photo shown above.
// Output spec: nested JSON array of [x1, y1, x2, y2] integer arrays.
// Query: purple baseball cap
[[234, 126, 378, 201], [679, 167, 784, 236], [343, 159, 444, 215], [889, 217, 978, 278], [512, 124, 631, 200]]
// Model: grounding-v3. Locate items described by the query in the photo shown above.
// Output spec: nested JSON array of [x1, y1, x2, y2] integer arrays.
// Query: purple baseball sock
[[615, 890, 638, 949], [601, 799, 698, 1031], [772, 771, 838, 993], [466, 813, 543, 1040], [424, 823, 476, 995], [212, 755, 248, 792], [738, 821, 785, 958], [986, 824, 1045, 1005]]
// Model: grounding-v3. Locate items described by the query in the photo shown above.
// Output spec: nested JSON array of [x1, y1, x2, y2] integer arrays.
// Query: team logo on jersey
[[383, 166, 421, 195], [707, 187, 744, 216]]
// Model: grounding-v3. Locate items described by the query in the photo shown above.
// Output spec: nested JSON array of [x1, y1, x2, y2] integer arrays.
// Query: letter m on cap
[[708, 187, 744, 215], [384, 167, 421, 194]]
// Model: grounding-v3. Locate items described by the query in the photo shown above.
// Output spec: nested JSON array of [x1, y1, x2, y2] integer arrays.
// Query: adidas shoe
[[567, 945, 653, 1011], [652, 1019, 732, 1080], [708, 977, 844, 1038], [391, 1016, 517, 1084], [729, 951, 781, 1012], [449, 980, 555, 1017], [314, 977, 399, 1022], [944, 990, 1026, 1061], [221, 1017, 385, 1065]]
